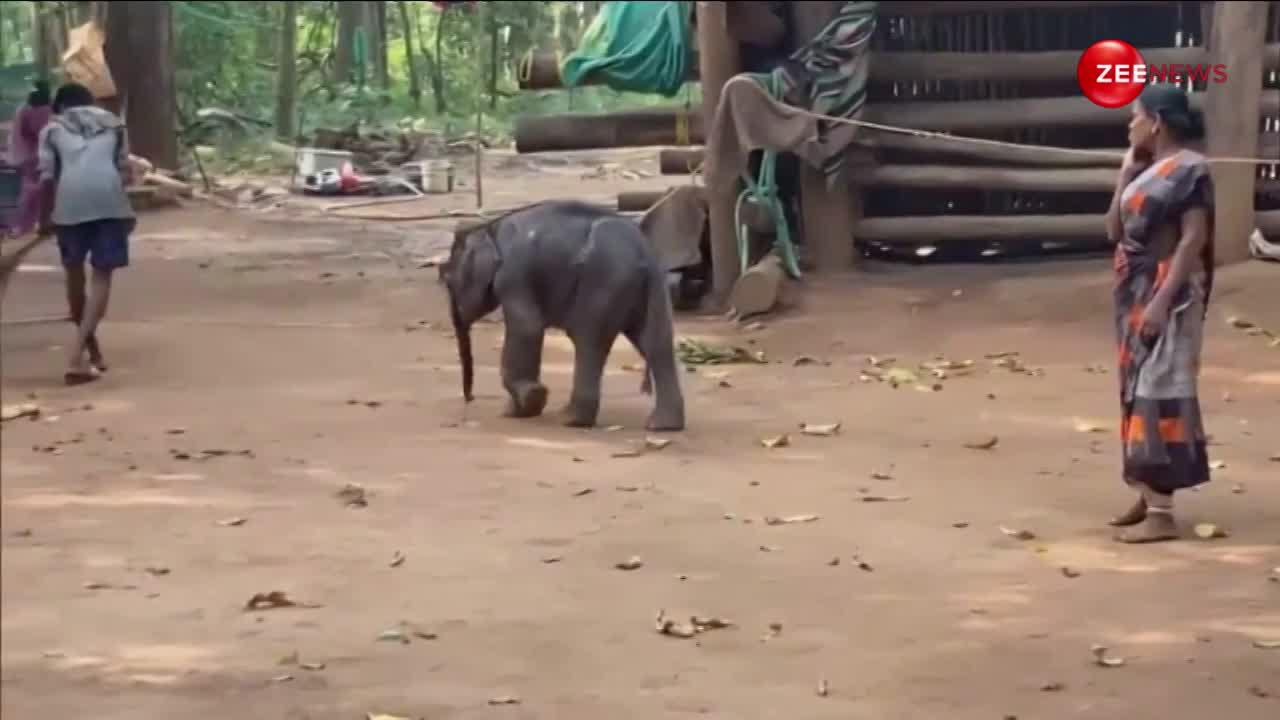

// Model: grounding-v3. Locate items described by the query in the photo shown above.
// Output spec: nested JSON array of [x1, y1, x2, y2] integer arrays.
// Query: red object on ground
[[339, 162, 360, 192]]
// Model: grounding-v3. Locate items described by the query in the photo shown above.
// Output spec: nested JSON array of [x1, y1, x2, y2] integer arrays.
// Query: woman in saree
[[7, 80, 53, 237], [1104, 83, 1215, 544]]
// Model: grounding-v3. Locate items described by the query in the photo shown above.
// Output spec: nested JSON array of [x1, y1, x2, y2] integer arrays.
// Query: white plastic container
[[421, 159, 455, 194], [295, 148, 354, 184]]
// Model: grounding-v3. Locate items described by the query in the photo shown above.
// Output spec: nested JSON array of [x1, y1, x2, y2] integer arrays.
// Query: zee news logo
[[1077, 40, 1228, 108]]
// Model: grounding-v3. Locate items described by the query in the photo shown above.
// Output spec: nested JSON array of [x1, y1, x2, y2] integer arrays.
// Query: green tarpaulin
[[560, 1, 693, 97]]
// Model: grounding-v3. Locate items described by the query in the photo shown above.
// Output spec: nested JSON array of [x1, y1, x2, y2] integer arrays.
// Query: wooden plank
[[1205, 0, 1269, 265], [871, 44, 1280, 83], [854, 214, 1105, 244], [852, 164, 1117, 192], [696, 0, 742, 303], [513, 92, 1278, 153], [520, 44, 1279, 91]]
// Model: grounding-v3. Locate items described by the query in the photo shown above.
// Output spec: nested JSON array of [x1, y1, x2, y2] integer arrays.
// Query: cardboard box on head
[[61, 22, 117, 101]]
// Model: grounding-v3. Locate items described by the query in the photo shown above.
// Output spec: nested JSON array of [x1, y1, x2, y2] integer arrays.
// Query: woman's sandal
[[1108, 498, 1148, 527], [1113, 508, 1178, 543]]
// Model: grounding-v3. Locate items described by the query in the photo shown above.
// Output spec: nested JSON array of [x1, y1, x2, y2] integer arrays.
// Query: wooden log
[[851, 164, 1117, 192], [729, 254, 787, 318], [513, 93, 1278, 153], [697, 0, 743, 305], [793, 1, 858, 275], [659, 148, 705, 175], [871, 44, 1280, 83], [144, 172, 194, 198], [520, 43, 1278, 90], [854, 214, 1105, 244], [618, 190, 668, 213], [514, 108, 704, 154], [1205, 0, 1269, 266]]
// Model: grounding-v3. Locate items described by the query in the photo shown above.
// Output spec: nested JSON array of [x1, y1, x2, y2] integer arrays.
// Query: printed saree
[[1114, 150, 1215, 494]]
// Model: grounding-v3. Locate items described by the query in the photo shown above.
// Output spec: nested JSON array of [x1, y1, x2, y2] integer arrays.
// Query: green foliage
[[4, 1, 694, 153]]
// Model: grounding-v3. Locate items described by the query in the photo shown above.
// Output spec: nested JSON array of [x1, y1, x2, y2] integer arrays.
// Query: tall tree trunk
[[487, 10, 500, 110], [431, 7, 448, 113], [104, 1, 178, 170], [33, 2, 68, 78], [396, 0, 422, 107], [334, 0, 362, 83], [256, 1, 276, 61], [275, 1, 298, 141], [373, 1, 389, 88]]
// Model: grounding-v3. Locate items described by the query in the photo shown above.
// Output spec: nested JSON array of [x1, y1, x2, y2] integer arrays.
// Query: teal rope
[[735, 73, 801, 279]]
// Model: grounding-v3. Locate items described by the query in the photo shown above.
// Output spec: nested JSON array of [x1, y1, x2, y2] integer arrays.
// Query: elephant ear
[[449, 228, 501, 316]]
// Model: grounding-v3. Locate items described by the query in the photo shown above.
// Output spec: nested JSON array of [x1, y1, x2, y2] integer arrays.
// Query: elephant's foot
[[504, 381, 548, 418], [560, 398, 600, 428], [645, 404, 685, 432]]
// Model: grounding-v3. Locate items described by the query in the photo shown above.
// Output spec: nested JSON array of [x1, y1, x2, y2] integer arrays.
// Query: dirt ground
[[2, 150, 1278, 719]]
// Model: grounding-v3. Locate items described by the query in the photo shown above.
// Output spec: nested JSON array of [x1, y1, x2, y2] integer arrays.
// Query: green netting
[[559, 1, 693, 98]]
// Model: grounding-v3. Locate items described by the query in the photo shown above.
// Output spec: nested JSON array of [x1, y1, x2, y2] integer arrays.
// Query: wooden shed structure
[[515, 1, 1279, 309]]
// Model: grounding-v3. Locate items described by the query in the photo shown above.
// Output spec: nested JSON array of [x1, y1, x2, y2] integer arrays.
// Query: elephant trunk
[[449, 294, 475, 402]]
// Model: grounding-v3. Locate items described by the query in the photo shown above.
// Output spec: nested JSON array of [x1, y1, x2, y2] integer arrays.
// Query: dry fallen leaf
[[1, 403, 40, 422], [615, 556, 644, 571], [861, 495, 910, 503], [816, 678, 829, 697], [541, 555, 563, 564], [884, 368, 919, 387], [389, 551, 406, 568], [144, 566, 170, 576], [764, 514, 819, 526], [1091, 644, 1126, 667], [1194, 523, 1228, 540], [488, 696, 521, 706], [273, 673, 295, 683], [245, 591, 320, 611], [1251, 639, 1280, 649], [336, 483, 368, 508], [1061, 567, 1081, 579], [760, 434, 791, 449], [216, 516, 247, 527], [572, 487, 595, 496], [1073, 419, 1105, 434], [1040, 681, 1065, 692], [870, 470, 893, 480], [654, 609, 697, 638], [1000, 526, 1037, 541], [964, 436, 1000, 450], [692, 615, 734, 630], [367, 715, 412, 720], [1227, 316, 1254, 330], [799, 422, 841, 437]]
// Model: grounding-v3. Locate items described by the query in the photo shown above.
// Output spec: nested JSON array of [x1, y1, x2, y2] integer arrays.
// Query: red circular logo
[[1077, 40, 1147, 108]]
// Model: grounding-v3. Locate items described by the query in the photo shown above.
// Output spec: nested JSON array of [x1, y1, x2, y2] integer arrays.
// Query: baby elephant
[[440, 201, 685, 431]]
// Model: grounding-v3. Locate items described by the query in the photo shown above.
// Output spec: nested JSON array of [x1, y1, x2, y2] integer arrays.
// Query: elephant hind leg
[[563, 330, 617, 428], [624, 328, 653, 395]]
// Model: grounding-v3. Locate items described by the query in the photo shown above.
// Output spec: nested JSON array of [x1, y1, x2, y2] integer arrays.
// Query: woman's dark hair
[[1137, 83, 1205, 142], [28, 80, 51, 107], [52, 82, 95, 114]]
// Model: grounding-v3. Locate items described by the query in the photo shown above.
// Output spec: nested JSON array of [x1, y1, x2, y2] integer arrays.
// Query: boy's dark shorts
[[55, 218, 135, 271]]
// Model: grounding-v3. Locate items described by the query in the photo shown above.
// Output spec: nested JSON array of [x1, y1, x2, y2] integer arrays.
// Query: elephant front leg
[[563, 333, 615, 428], [500, 304, 548, 419]]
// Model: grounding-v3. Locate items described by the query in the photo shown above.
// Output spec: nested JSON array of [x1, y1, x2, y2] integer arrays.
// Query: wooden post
[[696, 1, 743, 306], [1204, 1, 1268, 266], [792, 1, 858, 274]]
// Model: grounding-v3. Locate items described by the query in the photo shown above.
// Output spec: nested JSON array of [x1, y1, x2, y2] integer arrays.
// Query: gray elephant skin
[[441, 201, 686, 432]]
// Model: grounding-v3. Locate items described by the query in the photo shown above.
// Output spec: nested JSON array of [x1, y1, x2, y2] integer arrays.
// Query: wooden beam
[[852, 164, 1117, 192], [855, 214, 1106, 244], [659, 148, 705, 175], [871, 44, 1280, 83], [513, 108, 704, 153], [1205, 0, 1269, 266], [696, 0, 742, 305], [519, 43, 1279, 91], [513, 92, 1277, 153]]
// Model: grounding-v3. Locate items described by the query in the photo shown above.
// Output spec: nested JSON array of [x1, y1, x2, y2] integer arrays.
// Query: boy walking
[[37, 82, 133, 385]]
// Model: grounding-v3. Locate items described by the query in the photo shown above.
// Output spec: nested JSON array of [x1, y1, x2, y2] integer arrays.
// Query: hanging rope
[[735, 72, 802, 279]]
